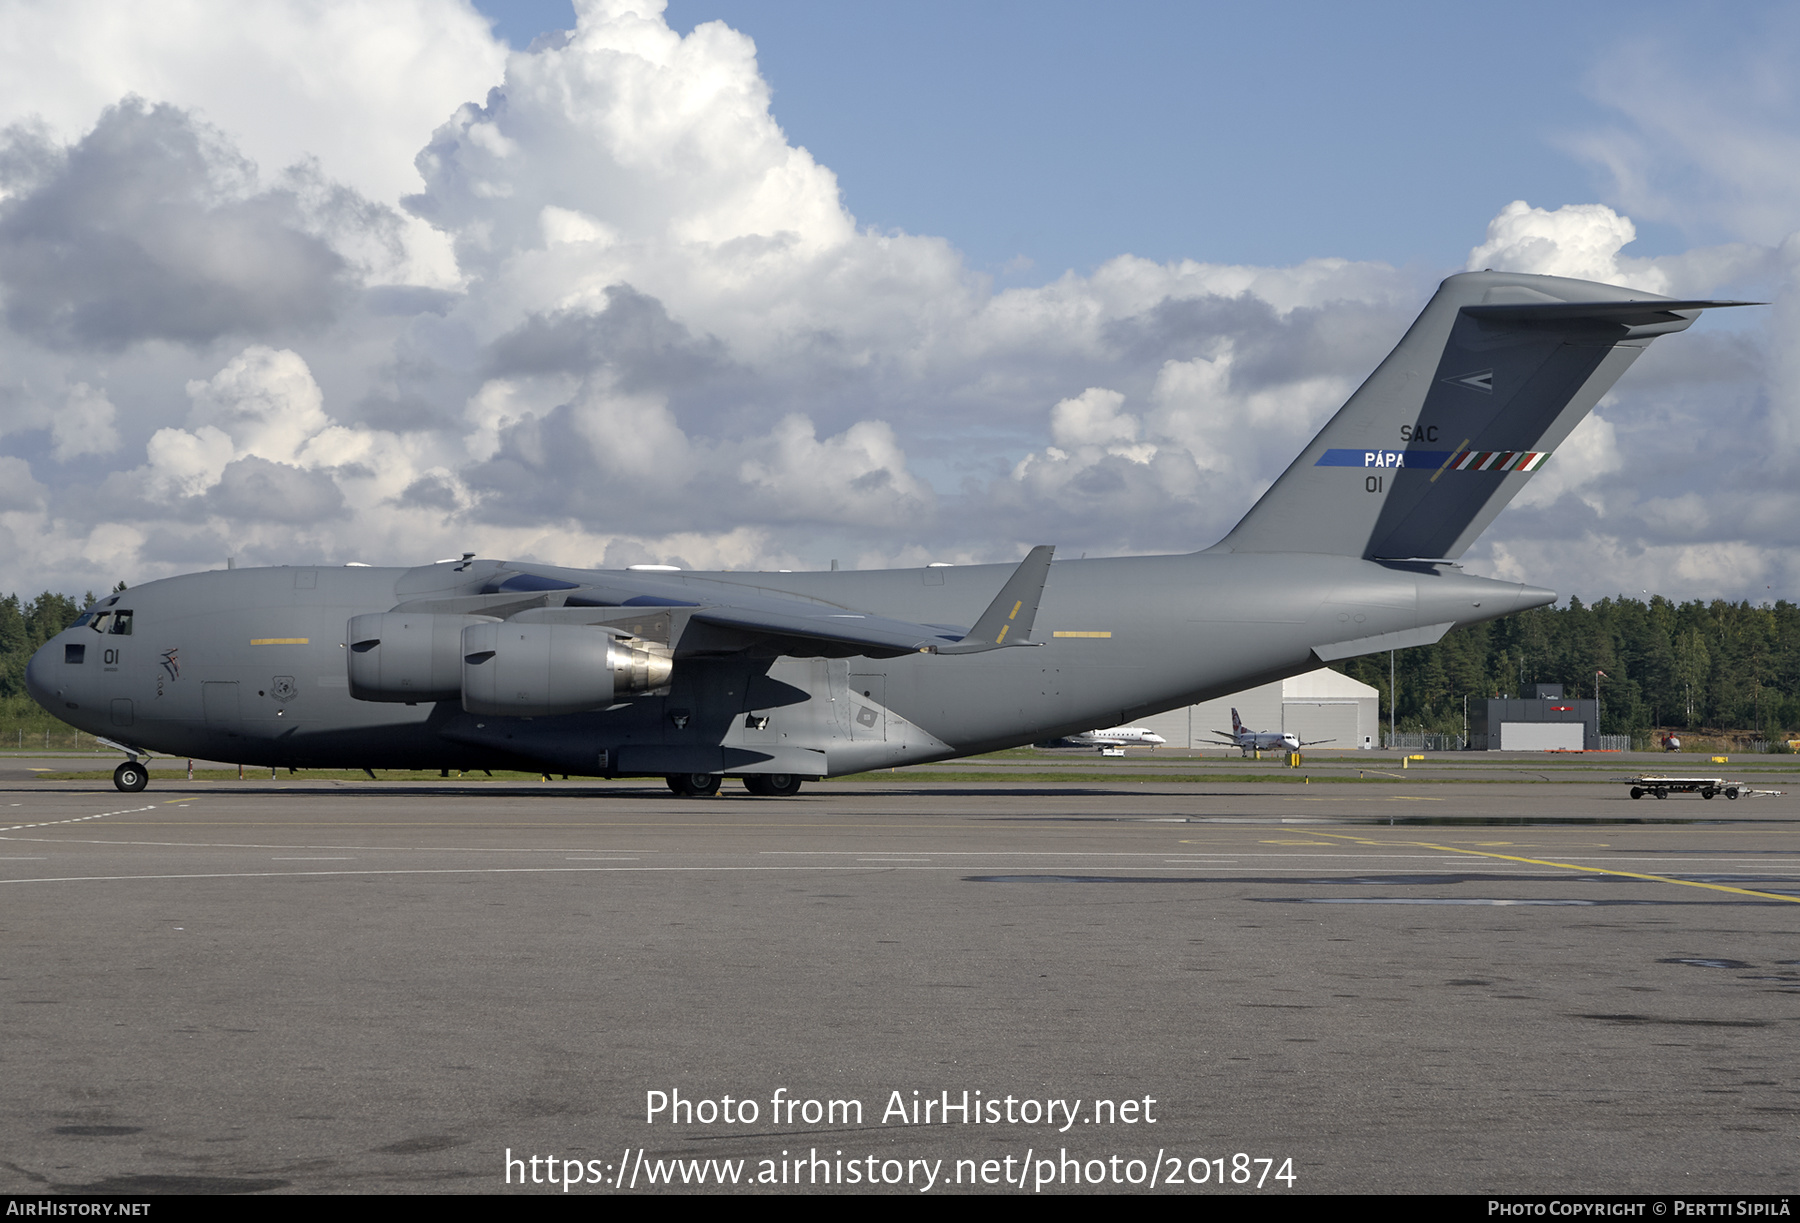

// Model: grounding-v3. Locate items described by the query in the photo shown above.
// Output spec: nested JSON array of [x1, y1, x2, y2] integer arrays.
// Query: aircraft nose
[[24, 638, 62, 709]]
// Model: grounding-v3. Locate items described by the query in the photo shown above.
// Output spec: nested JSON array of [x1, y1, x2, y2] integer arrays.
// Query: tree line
[[0, 591, 88, 703], [1335, 596, 1800, 738]]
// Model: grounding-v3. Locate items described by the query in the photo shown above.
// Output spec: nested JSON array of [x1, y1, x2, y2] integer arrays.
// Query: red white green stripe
[[1451, 450, 1548, 472]]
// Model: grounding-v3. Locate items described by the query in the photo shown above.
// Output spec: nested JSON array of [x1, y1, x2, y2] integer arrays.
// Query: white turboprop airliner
[[1210, 709, 1333, 755]]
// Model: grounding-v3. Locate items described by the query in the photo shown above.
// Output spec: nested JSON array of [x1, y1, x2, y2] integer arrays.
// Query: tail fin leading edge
[[1212, 271, 1753, 560]]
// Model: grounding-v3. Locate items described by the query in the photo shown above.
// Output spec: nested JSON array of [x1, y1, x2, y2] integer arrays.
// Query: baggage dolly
[[1627, 775, 1742, 800]]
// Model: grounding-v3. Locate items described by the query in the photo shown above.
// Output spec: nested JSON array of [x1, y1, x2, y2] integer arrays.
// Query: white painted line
[[0, 863, 1575, 885], [1, 866, 996, 884], [0, 804, 155, 833]]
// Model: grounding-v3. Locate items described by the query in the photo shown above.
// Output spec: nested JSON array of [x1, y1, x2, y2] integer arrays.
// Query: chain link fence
[[1386, 732, 1466, 751], [1, 725, 110, 752]]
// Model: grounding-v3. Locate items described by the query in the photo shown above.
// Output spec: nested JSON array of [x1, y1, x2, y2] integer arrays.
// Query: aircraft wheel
[[742, 773, 802, 798], [1701, 788, 1715, 800], [666, 772, 721, 797], [113, 761, 148, 792], [1726, 788, 1739, 800], [1630, 787, 1644, 800]]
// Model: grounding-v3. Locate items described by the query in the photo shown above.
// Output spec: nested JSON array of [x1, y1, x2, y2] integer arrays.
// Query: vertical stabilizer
[[1211, 271, 1751, 559]]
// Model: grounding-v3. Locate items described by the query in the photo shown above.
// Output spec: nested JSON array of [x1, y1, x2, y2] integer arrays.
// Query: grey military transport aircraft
[[26, 271, 1750, 795]]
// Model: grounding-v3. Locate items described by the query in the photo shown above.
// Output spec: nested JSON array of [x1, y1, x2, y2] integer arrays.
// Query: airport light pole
[[1389, 649, 1396, 749]]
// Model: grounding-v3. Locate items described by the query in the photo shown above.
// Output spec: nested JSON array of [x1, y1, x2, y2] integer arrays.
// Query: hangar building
[[1467, 684, 1598, 751], [1138, 668, 1380, 751]]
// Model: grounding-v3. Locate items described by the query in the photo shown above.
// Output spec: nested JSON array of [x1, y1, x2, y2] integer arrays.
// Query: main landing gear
[[742, 774, 803, 797], [664, 773, 806, 797], [113, 761, 148, 792], [665, 772, 722, 797]]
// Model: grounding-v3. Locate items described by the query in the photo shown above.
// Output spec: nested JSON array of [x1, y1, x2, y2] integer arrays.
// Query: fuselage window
[[65, 643, 85, 664]]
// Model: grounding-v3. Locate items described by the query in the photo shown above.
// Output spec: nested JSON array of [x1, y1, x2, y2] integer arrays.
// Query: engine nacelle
[[460, 622, 673, 716], [347, 613, 495, 703]]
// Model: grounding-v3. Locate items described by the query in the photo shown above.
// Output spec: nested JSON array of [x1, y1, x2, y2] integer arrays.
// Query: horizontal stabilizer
[[1212, 272, 1756, 561], [1463, 299, 1759, 327]]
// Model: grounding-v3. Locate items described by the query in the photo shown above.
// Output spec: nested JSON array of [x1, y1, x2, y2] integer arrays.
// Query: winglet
[[935, 545, 1055, 655]]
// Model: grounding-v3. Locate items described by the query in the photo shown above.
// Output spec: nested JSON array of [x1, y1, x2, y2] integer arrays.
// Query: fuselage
[[1068, 727, 1167, 747], [1226, 730, 1302, 753], [27, 552, 1547, 777]]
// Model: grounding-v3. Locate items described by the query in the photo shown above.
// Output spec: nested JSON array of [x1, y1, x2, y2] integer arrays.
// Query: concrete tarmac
[[3, 771, 1799, 1195]]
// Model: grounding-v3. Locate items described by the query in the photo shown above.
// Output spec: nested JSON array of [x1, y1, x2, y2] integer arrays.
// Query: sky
[[0, 0, 1795, 606]]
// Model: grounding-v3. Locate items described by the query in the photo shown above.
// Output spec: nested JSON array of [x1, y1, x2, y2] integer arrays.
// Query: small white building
[[1136, 668, 1380, 751]]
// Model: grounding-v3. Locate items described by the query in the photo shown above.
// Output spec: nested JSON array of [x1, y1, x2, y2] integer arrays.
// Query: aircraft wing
[[396, 546, 1056, 660], [686, 602, 962, 657], [697, 545, 1052, 657]]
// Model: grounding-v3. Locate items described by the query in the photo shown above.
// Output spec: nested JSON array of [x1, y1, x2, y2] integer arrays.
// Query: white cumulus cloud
[[0, 0, 1788, 609], [1466, 200, 1671, 294]]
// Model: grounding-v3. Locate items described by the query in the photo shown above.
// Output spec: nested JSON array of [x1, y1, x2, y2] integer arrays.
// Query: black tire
[[666, 772, 721, 797], [1701, 788, 1715, 800], [1725, 788, 1739, 800], [113, 761, 148, 792], [1654, 790, 1667, 799], [1630, 787, 1644, 800], [743, 774, 802, 797]]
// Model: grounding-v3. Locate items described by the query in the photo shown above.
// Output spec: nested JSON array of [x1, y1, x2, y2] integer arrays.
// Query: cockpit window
[[72, 612, 95, 628], [88, 610, 133, 635]]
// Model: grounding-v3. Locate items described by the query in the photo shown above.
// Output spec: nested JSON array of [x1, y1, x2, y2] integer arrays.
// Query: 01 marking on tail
[[25, 272, 1751, 795]]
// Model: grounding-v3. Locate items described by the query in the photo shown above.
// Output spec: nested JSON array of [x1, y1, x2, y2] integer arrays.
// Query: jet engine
[[347, 613, 495, 703], [460, 621, 673, 716]]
